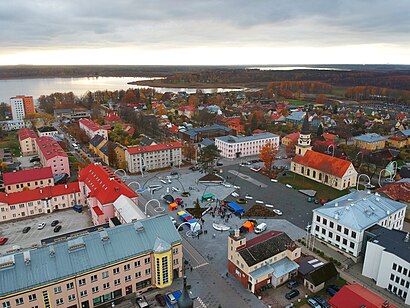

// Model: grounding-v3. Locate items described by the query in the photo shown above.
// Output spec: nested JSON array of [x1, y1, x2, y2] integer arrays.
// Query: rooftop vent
[[134, 221, 144, 232], [68, 238, 86, 251], [49, 245, 56, 256], [405, 233, 410, 243], [23, 251, 31, 265], [100, 230, 109, 241], [0, 255, 15, 269], [335, 203, 338, 207], [334, 214, 339, 220]]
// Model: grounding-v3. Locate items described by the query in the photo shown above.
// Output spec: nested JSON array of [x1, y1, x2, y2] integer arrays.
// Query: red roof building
[[35, 137, 70, 177], [17, 128, 38, 156], [322, 133, 337, 141], [3, 167, 54, 193], [282, 132, 300, 146], [78, 164, 138, 225], [79, 118, 108, 140], [126, 142, 182, 155], [17, 128, 37, 141], [329, 284, 397, 308], [375, 182, 410, 203]]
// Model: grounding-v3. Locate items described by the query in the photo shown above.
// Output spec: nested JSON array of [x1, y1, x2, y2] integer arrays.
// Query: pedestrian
[[190, 266, 193, 272], [212, 234, 216, 239], [226, 272, 228, 278]]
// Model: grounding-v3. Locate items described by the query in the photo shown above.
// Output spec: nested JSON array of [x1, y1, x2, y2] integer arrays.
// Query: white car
[[273, 209, 283, 216], [231, 192, 239, 198], [245, 194, 253, 200], [172, 187, 180, 192], [270, 179, 278, 183], [37, 222, 46, 230], [223, 183, 231, 188], [255, 200, 264, 204], [233, 185, 240, 189], [250, 167, 262, 172]]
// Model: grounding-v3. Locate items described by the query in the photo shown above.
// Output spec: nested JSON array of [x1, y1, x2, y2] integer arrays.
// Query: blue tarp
[[188, 219, 198, 224], [180, 213, 189, 221], [164, 290, 182, 307], [227, 202, 244, 215]]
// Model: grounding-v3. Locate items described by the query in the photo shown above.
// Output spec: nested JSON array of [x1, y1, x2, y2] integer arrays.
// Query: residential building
[[37, 126, 59, 138], [302, 262, 338, 293], [126, 142, 182, 174], [0, 120, 31, 131], [89, 135, 126, 168], [329, 283, 397, 308], [78, 164, 138, 225], [228, 230, 301, 294], [79, 118, 109, 140], [3, 167, 54, 193], [396, 129, 410, 146], [215, 132, 279, 159], [286, 111, 306, 125], [353, 133, 387, 150], [35, 136, 70, 177], [362, 225, 410, 305], [311, 191, 407, 259], [17, 128, 37, 156], [179, 124, 233, 143], [291, 115, 357, 190], [0, 182, 83, 222], [281, 132, 299, 146], [0, 215, 183, 308], [54, 108, 91, 120], [10, 96, 34, 120], [388, 135, 407, 149]]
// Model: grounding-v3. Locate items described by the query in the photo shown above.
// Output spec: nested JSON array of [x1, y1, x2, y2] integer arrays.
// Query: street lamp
[[356, 174, 371, 191]]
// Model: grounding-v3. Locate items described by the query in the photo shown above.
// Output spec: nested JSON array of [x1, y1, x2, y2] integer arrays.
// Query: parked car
[[0, 237, 8, 245], [328, 285, 341, 292], [172, 187, 180, 192], [53, 225, 62, 233], [287, 279, 299, 289], [136, 295, 149, 308], [285, 289, 300, 300], [326, 286, 339, 297], [254, 223, 267, 234], [244, 194, 253, 200], [155, 294, 166, 307], [307, 298, 321, 308], [51, 220, 59, 227], [165, 292, 177, 305], [37, 222, 46, 230], [273, 209, 283, 216], [22, 227, 31, 233], [250, 167, 262, 172], [312, 295, 330, 308], [73, 205, 83, 213], [216, 162, 223, 166], [170, 171, 178, 176], [231, 192, 239, 198]]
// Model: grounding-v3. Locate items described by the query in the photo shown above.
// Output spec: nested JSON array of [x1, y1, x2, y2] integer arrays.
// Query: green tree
[[197, 144, 221, 174], [316, 124, 324, 137], [107, 141, 118, 168]]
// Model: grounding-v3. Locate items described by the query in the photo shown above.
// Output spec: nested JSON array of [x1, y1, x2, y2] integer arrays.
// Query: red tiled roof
[[127, 142, 182, 155], [17, 128, 37, 141], [283, 132, 300, 142], [79, 118, 102, 132], [292, 150, 353, 178], [0, 182, 80, 205], [36, 137, 67, 160], [78, 164, 137, 205], [169, 125, 179, 134], [104, 113, 120, 122], [375, 182, 410, 203], [322, 133, 337, 140], [329, 284, 397, 308], [3, 167, 53, 185], [92, 206, 104, 216], [180, 105, 196, 112]]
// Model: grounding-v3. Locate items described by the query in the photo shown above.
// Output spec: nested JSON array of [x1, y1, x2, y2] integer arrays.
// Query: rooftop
[[113, 195, 146, 223], [182, 124, 232, 137], [3, 167, 53, 185], [37, 126, 58, 133], [35, 136, 67, 160], [216, 132, 278, 144], [126, 142, 182, 155], [366, 225, 410, 263], [79, 118, 104, 132], [375, 181, 410, 203], [0, 215, 181, 297], [89, 134, 107, 148], [304, 262, 338, 286], [17, 128, 37, 141], [286, 111, 306, 121], [353, 133, 386, 143], [313, 191, 407, 231]]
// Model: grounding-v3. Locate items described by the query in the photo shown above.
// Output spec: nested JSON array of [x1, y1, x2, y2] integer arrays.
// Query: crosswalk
[[195, 296, 207, 308], [193, 262, 208, 270]]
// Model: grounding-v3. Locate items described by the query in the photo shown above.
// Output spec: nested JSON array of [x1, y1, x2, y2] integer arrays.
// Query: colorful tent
[[241, 220, 254, 232], [227, 202, 244, 216], [180, 213, 189, 221], [183, 215, 193, 222], [177, 211, 187, 216], [169, 203, 178, 211]]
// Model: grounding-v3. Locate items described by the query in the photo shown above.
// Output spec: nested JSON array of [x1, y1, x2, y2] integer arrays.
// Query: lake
[[248, 66, 351, 71], [0, 76, 244, 104]]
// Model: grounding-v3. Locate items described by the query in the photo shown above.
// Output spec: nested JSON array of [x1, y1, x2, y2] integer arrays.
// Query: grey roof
[[216, 132, 278, 144], [90, 134, 106, 148], [400, 129, 410, 137], [352, 133, 386, 143], [0, 215, 181, 297], [37, 126, 58, 133], [366, 225, 410, 263], [183, 124, 231, 137], [200, 138, 214, 147], [286, 111, 305, 121], [249, 257, 299, 280], [100, 141, 117, 156], [313, 191, 407, 231]]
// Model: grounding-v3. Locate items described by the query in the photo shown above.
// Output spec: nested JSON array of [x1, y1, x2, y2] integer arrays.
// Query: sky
[[0, 0, 409, 65]]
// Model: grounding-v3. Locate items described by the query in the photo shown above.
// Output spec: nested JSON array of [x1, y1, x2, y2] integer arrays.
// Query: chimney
[[234, 229, 240, 237], [65, 184, 67, 189]]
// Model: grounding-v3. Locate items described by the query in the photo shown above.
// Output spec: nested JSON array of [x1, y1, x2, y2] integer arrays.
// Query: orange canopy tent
[[241, 220, 254, 232], [169, 203, 178, 211]]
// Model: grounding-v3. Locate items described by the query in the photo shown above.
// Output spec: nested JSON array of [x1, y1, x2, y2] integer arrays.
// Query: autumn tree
[[259, 142, 278, 177], [316, 94, 327, 104], [107, 141, 118, 167], [197, 144, 221, 174], [182, 142, 197, 161]]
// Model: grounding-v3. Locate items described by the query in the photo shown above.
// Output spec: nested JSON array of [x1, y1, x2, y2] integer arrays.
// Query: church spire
[[301, 111, 310, 135]]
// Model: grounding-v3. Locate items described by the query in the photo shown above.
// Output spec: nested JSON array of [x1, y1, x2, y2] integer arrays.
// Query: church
[[290, 113, 358, 191]]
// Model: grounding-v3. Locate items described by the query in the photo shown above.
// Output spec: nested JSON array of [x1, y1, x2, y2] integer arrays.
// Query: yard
[[288, 99, 311, 106], [278, 172, 349, 201], [0, 131, 21, 156]]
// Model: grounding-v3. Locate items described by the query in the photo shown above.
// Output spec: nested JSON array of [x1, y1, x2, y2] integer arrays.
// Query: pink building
[[78, 164, 138, 225], [79, 118, 108, 140], [3, 166, 54, 193], [0, 182, 83, 222], [35, 136, 70, 177], [17, 128, 37, 156]]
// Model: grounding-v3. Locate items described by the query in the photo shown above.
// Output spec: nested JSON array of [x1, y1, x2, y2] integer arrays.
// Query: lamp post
[[356, 174, 371, 191]]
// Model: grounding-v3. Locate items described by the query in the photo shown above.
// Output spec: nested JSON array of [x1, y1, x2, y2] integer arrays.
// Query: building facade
[[10, 96, 34, 120], [228, 230, 301, 294], [79, 118, 108, 140], [179, 124, 233, 143], [353, 133, 387, 150], [3, 167, 54, 193], [126, 142, 182, 174], [0, 216, 183, 308], [0, 120, 31, 131], [215, 132, 279, 159], [17, 128, 37, 156], [362, 225, 410, 305], [37, 126, 59, 138], [311, 191, 407, 259], [35, 137, 70, 177]]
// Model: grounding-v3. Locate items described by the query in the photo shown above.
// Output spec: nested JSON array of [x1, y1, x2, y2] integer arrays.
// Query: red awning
[[92, 206, 104, 216]]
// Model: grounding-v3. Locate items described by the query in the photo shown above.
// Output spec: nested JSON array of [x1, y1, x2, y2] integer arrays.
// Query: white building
[[311, 191, 407, 259], [362, 225, 410, 305], [78, 118, 108, 140], [0, 120, 31, 131], [126, 142, 183, 173], [10, 97, 25, 120], [215, 132, 279, 159], [37, 126, 59, 138], [113, 195, 146, 224]]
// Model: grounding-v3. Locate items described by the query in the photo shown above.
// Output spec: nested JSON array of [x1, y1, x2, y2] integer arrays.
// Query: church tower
[[295, 112, 312, 156]]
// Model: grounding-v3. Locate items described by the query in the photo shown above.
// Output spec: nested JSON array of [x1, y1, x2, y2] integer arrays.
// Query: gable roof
[[126, 142, 182, 155], [3, 167, 53, 185], [79, 118, 103, 132], [17, 128, 37, 141], [78, 164, 137, 205], [304, 262, 338, 286], [90, 134, 106, 148], [283, 132, 300, 142], [238, 231, 296, 267], [292, 150, 354, 178], [353, 133, 386, 143]]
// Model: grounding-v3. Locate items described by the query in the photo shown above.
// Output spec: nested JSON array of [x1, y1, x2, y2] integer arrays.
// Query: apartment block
[[3, 167, 54, 193], [35, 137, 70, 177], [17, 128, 37, 156], [79, 118, 108, 140], [10, 96, 34, 120]]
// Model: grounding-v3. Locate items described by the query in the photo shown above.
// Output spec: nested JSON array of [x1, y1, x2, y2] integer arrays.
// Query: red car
[[0, 238, 8, 245]]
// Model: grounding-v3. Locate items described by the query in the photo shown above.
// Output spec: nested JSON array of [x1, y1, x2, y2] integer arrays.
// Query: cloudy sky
[[1, 0, 409, 65]]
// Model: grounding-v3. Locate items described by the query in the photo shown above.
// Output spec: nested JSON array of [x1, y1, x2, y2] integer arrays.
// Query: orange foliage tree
[[259, 142, 278, 177]]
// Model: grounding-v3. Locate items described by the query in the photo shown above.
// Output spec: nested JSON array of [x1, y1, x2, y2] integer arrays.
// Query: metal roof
[[183, 124, 231, 137], [313, 191, 407, 231], [216, 132, 278, 143], [113, 195, 146, 223], [352, 133, 386, 143], [0, 215, 181, 297], [286, 111, 305, 121]]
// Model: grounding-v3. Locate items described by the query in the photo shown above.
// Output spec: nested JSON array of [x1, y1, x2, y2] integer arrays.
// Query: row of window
[[315, 216, 357, 239], [387, 284, 408, 299], [315, 226, 356, 250], [389, 273, 410, 288], [392, 263, 410, 277], [9, 179, 52, 190]]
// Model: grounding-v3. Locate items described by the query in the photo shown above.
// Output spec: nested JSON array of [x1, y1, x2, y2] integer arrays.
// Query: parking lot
[[0, 208, 92, 254]]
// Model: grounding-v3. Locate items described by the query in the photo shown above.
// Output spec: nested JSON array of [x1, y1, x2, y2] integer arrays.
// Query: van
[[254, 223, 267, 234]]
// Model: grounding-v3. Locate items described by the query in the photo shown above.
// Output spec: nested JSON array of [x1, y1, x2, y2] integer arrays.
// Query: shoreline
[[128, 80, 268, 90]]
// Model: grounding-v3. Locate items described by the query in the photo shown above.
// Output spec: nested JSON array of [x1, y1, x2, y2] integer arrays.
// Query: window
[[336, 235, 341, 242], [91, 274, 97, 282], [80, 290, 88, 298], [315, 225, 319, 232], [144, 257, 151, 264], [350, 242, 355, 249], [113, 267, 120, 275], [134, 260, 141, 268], [66, 282, 74, 290], [351, 231, 357, 239], [68, 294, 76, 302], [398, 265, 403, 273], [103, 282, 110, 290], [135, 272, 141, 279], [404, 268, 408, 276], [56, 298, 64, 306], [342, 239, 347, 245], [344, 228, 349, 235], [337, 225, 342, 232], [390, 274, 395, 281], [54, 286, 62, 294], [145, 268, 151, 275], [114, 279, 121, 286], [395, 276, 400, 283], [173, 248, 178, 254], [125, 275, 132, 282], [92, 286, 99, 294], [322, 218, 327, 226], [328, 232, 333, 238], [15, 298, 24, 306], [173, 259, 179, 265], [321, 228, 326, 235], [316, 216, 320, 222], [28, 294, 37, 302], [124, 264, 131, 271], [2, 302, 10, 308], [79, 278, 86, 286], [400, 279, 405, 286], [393, 263, 397, 270]]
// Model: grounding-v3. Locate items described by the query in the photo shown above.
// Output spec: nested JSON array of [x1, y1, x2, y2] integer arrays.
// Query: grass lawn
[[278, 172, 349, 201], [67, 153, 77, 164], [0, 132, 21, 156], [331, 87, 347, 97], [287, 99, 310, 106]]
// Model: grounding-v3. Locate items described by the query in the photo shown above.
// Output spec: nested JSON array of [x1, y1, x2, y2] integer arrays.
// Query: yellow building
[[353, 133, 386, 150], [388, 135, 408, 149]]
